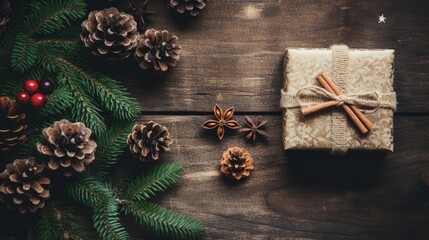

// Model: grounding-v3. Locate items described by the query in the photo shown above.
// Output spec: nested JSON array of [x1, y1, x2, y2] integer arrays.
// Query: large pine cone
[[169, 0, 208, 17], [0, 158, 50, 214], [220, 147, 254, 181], [36, 120, 97, 177], [81, 7, 139, 61], [127, 121, 173, 161], [135, 29, 182, 71], [0, 97, 27, 156], [0, 0, 11, 34]]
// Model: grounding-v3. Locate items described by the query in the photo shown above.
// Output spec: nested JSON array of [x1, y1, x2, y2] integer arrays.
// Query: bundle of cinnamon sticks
[[301, 72, 374, 134]]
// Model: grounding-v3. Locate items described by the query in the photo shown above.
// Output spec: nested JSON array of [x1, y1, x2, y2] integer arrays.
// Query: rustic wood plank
[[119, 115, 429, 240], [104, 0, 429, 113]]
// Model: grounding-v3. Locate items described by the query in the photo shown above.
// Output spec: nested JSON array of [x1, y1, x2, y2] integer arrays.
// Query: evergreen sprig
[[0, 0, 204, 239], [124, 162, 183, 201], [121, 201, 204, 240]]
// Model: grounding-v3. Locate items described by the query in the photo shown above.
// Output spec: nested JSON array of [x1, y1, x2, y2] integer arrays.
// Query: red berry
[[39, 79, 54, 95], [24, 80, 39, 94], [17, 91, 31, 105], [30, 93, 47, 109]]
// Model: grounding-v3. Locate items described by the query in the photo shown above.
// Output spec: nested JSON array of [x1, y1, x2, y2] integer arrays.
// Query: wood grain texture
[[93, 0, 429, 239], [104, 0, 429, 113], [121, 115, 429, 240]]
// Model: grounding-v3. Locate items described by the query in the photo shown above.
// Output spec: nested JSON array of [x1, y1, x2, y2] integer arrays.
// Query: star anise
[[240, 116, 268, 144], [202, 105, 240, 140], [126, 0, 155, 31]]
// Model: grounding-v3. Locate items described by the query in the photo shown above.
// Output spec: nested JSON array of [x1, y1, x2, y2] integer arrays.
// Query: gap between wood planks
[[139, 111, 429, 116]]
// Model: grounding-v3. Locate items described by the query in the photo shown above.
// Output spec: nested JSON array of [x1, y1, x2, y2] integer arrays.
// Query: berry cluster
[[16, 79, 54, 109]]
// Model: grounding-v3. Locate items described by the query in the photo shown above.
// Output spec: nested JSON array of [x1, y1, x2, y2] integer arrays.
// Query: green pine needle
[[92, 202, 130, 240], [25, 0, 86, 35], [88, 120, 135, 179], [123, 163, 183, 201], [57, 58, 142, 120], [57, 64, 107, 136], [67, 177, 112, 208], [11, 34, 38, 72], [121, 201, 204, 240]]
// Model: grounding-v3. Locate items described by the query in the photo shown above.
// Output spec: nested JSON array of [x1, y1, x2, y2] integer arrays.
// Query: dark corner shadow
[[284, 150, 387, 189]]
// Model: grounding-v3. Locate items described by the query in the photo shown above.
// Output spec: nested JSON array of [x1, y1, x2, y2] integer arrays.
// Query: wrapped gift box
[[280, 45, 397, 154]]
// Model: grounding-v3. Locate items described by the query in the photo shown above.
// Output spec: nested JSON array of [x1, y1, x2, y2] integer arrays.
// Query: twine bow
[[296, 86, 382, 112]]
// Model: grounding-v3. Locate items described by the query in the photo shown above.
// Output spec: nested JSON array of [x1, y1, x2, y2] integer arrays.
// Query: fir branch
[[25, 0, 86, 35], [123, 163, 183, 201], [11, 34, 38, 72], [57, 58, 141, 120], [57, 64, 106, 136], [36, 27, 80, 51], [37, 84, 73, 118], [93, 202, 130, 240], [67, 178, 112, 208], [88, 120, 135, 179], [121, 201, 204, 240]]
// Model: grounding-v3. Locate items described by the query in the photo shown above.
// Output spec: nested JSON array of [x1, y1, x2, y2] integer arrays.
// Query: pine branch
[[25, 0, 86, 35], [37, 84, 73, 118], [67, 179, 129, 240], [57, 58, 141, 120], [93, 202, 130, 240], [67, 178, 112, 208], [11, 34, 38, 72], [123, 163, 183, 202], [121, 201, 204, 240], [88, 120, 135, 179], [57, 63, 106, 136]]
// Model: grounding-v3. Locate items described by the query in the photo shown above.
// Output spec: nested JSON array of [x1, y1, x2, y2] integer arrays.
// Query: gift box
[[280, 45, 397, 154]]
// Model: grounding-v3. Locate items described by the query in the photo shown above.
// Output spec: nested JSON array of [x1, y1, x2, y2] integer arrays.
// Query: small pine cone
[[127, 121, 173, 161], [0, 97, 27, 155], [0, 0, 11, 34], [0, 158, 50, 214], [36, 120, 97, 177], [169, 0, 208, 17], [220, 147, 254, 181], [81, 7, 139, 61], [135, 29, 182, 71]]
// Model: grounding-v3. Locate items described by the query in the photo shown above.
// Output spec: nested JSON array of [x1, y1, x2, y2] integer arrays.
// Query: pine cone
[[169, 0, 208, 17], [0, 158, 50, 214], [135, 29, 182, 71], [220, 147, 254, 181], [81, 7, 139, 61], [36, 120, 97, 177], [0, 97, 27, 155], [0, 0, 11, 34], [127, 121, 173, 161]]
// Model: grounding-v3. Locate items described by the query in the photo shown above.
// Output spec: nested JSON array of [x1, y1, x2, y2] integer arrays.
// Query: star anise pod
[[202, 105, 240, 140], [240, 115, 268, 144], [126, 0, 154, 31]]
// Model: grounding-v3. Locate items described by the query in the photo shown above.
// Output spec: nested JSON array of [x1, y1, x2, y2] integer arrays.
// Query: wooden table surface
[[108, 1, 429, 239]]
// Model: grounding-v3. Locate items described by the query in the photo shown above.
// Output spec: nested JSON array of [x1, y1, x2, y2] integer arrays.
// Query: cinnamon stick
[[318, 75, 368, 134], [302, 100, 339, 116], [320, 72, 374, 130]]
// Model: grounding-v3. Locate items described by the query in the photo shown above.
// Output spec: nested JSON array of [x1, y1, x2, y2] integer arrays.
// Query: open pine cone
[[0, 97, 27, 155], [0, 158, 50, 214], [169, 0, 208, 17], [135, 29, 182, 71], [127, 121, 173, 161], [0, 0, 11, 34], [81, 7, 139, 61], [220, 147, 254, 181], [36, 119, 97, 177]]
